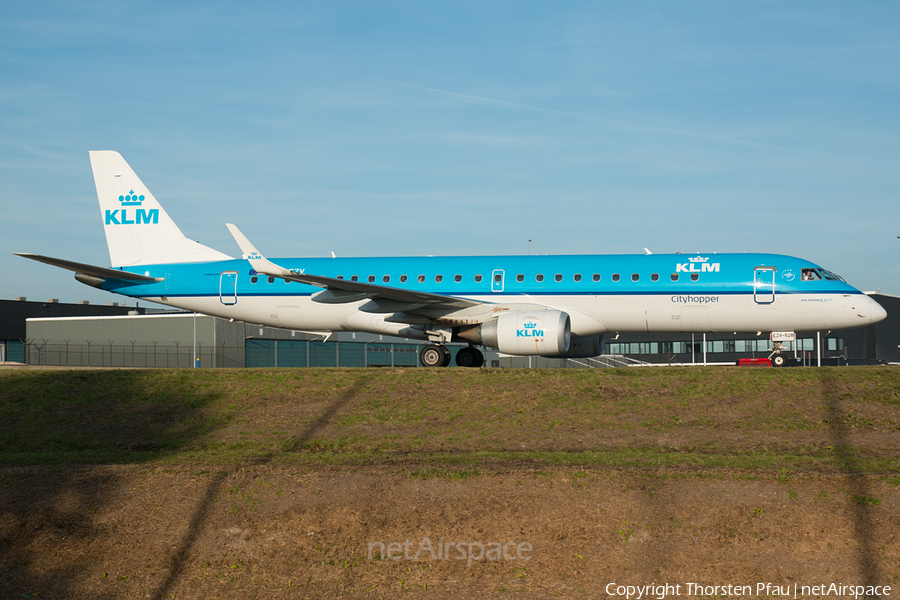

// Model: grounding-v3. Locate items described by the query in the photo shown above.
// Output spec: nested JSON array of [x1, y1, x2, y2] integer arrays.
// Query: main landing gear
[[419, 344, 484, 368], [455, 345, 485, 368], [420, 344, 451, 368]]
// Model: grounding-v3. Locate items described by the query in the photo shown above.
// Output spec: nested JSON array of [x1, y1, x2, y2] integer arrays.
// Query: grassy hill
[[2, 366, 898, 476], [2, 366, 899, 598]]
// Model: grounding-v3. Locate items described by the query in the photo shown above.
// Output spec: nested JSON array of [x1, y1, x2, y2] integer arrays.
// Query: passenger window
[[494, 273, 502, 282], [651, 273, 659, 282], [368, 275, 376, 283], [691, 273, 699, 282], [417, 275, 425, 283], [435, 275, 443, 282], [516, 274, 524, 282], [631, 273, 639, 282], [267, 276, 275, 284], [474, 274, 482, 282], [801, 268, 822, 281], [612, 273, 620, 282], [400, 275, 407, 283], [351, 275, 359, 282], [670, 273, 678, 282], [337, 275, 344, 280], [250, 276, 258, 284], [555, 274, 562, 282], [536, 274, 544, 282], [454, 274, 462, 282], [592, 274, 600, 282], [574, 274, 582, 282], [383, 275, 390, 283]]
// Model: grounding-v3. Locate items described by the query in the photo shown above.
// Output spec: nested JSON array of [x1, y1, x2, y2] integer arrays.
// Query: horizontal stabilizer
[[14, 253, 163, 282]]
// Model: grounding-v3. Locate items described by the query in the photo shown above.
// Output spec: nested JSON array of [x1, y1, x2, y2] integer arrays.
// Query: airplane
[[16, 151, 887, 368]]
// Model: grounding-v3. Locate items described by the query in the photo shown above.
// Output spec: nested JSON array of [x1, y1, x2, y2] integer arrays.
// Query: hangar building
[[3, 293, 898, 368], [1, 297, 145, 364]]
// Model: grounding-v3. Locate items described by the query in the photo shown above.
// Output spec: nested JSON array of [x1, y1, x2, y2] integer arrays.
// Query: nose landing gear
[[769, 340, 787, 367]]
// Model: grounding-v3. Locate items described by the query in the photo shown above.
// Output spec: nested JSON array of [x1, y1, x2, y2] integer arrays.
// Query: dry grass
[[1, 366, 898, 475], [2, 366, 899, 598]]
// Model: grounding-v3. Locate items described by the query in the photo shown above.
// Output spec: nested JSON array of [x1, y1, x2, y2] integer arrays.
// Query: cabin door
[[220, 271, 238, 305], [753, 267, 775, 305]]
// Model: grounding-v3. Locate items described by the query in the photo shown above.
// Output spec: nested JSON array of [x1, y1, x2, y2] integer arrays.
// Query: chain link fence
[[18, 339, 425, 368]]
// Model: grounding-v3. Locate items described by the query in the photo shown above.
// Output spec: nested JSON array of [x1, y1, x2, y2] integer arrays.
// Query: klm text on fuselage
[[675, 262, 720, 273]]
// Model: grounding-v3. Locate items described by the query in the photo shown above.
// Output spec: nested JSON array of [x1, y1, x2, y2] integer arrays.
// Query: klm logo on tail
[[105, 190, 159, 225]]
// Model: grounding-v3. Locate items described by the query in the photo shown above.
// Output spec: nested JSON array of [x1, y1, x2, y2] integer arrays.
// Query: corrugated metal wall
[[244, 340, 422, 368], [25, 314, 320, 368]]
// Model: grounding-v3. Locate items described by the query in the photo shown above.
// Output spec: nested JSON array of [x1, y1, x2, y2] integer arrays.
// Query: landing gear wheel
[[772, 354, 786, 367], [472, 348, 484, 368], [455, 346, 484, 368], [440, 345, 452, 367], [421, 344, 452, 368]]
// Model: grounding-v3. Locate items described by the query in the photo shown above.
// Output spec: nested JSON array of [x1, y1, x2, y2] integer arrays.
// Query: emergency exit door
[[491, 269, 505, 292]]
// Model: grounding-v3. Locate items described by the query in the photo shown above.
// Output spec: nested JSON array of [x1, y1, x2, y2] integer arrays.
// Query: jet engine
[[458, 309, 571, 356], [545, 334, 605, 359]]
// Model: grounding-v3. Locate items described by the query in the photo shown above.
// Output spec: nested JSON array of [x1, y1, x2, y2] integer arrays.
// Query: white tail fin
[[89, 151, 232, 266]]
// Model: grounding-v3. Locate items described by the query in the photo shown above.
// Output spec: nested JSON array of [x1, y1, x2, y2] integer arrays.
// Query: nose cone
[[861, 295, 888, 325]]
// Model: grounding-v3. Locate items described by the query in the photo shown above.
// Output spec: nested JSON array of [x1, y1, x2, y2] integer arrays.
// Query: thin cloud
[[377, 78, 831, 156]]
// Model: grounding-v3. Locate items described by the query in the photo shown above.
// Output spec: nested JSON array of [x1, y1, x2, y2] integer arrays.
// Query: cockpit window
[[801, 268, 822, 281], [819, 269, 845, 282]]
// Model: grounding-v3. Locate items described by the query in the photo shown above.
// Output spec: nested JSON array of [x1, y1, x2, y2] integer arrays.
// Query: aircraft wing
[[225, 224, 481, 310], [14, 253, 163, 282]]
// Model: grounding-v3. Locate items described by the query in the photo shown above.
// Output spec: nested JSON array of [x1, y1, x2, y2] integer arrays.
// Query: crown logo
[[118, 190, 145, 206], [688, 256, 709, 263], [523, 322, 537, 329]]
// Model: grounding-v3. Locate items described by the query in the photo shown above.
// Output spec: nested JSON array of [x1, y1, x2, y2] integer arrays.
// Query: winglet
[[225, 223, 293, 277]]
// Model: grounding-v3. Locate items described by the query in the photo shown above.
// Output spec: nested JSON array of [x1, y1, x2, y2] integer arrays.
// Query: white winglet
[[225, 223, 293, 277]]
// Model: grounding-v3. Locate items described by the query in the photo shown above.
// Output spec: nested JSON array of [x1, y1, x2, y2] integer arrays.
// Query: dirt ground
[[1, 464, 898, 599], [1, 366, 899, 599]]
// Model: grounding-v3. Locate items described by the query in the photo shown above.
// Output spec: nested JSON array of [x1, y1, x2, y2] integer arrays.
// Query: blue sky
[[1, 1, 898, 306]]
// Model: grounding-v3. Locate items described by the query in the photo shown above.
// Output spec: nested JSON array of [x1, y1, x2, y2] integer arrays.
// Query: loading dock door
[[220, 271, 238, 305], [753, 267, 775, 305]]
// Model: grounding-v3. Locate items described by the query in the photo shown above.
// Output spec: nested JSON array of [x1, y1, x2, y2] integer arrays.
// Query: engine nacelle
[[545, 334, 605, 359], [460, 309, 571, 356]]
